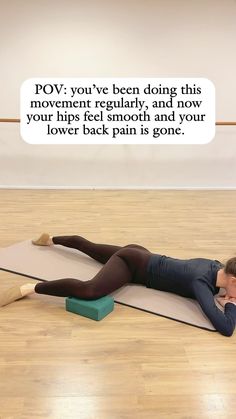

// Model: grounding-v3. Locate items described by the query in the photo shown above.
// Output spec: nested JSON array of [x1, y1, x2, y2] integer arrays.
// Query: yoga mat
[[0, 240, 222, 331]]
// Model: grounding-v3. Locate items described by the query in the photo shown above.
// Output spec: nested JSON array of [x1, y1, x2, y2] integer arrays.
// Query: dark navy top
[[146, 254, 236, 336]]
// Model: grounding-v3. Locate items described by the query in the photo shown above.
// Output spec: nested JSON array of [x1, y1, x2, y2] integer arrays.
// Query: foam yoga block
[[65, 295, 114, 321]]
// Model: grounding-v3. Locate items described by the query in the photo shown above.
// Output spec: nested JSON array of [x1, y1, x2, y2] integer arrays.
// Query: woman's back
[[146, 254, 223, 298]]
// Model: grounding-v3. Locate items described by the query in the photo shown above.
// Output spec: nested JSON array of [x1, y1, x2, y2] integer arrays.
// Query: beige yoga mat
[[0, 240, 221, 331]]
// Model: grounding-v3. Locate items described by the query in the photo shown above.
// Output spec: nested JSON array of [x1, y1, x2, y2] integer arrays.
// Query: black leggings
[[35, 235, 152, 299]]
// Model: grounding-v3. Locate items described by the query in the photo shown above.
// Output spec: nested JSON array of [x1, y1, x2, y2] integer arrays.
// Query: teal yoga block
[[65, 295, 114, 321]]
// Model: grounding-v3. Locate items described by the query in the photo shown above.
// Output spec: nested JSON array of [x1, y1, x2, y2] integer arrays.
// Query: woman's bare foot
[[32, 233, 53, 246]]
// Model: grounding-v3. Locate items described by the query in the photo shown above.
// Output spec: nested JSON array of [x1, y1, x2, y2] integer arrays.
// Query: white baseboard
[[1, 185, 236, 190]]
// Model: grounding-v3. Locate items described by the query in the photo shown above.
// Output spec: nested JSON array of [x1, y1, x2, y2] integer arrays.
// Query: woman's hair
[[224, 257, 236, 277]]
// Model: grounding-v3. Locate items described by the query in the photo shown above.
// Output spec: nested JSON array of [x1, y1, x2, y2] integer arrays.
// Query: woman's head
[[225, 257, 236, 277], [224, 257, 236, 298]]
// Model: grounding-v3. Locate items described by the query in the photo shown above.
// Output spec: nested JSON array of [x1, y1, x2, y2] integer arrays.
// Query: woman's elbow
[[219, 327, 234, 337]]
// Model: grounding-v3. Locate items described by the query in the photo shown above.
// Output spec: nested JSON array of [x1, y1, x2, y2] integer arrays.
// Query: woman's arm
[[192, 278, 236, 336]]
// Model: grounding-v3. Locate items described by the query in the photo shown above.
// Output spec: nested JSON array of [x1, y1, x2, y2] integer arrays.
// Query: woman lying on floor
[[1, 233, 236, 336]]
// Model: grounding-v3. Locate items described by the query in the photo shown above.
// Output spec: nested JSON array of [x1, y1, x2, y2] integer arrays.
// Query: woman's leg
[[52, 235, 151, 264], [35, 247, 152, 299], [1, 238, 152, 307]]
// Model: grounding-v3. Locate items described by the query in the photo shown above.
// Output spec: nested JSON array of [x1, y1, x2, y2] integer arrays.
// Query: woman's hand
[[216, 296, 236, 307]]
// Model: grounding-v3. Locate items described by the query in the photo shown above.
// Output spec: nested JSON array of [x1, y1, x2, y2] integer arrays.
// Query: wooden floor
[[0, 189, 236, 419]]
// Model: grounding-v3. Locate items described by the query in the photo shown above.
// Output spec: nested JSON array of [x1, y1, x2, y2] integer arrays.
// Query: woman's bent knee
[[73, 281, 103, 300]]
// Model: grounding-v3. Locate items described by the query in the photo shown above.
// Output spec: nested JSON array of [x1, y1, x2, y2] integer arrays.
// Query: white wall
[[0, 0, 236, 188]]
